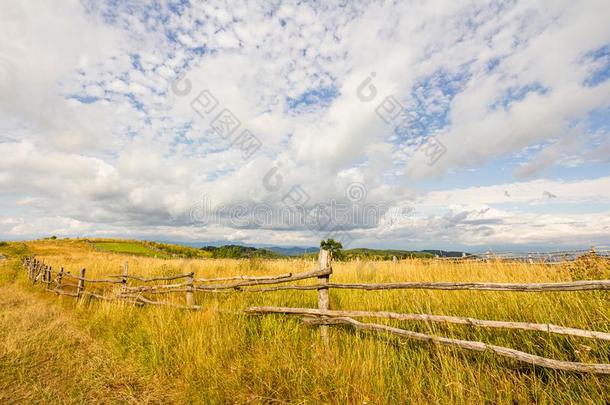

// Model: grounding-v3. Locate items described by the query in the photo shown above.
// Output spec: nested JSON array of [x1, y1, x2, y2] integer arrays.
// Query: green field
[[91, 241, 163, 257], [90, 240, 212, 259]]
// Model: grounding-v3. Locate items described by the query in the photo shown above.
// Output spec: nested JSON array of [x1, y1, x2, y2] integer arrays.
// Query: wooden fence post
[[40, 264, 46, 283], [186, 272, 194, 307], [40, 265, 46, 286], [46, 267, 52, 289], [29, 259, 36, 281], [56, 267, 64, 294], [122, 261, 129, 293], [318, 249, 332, 344], [77, 268, 86, 298], [32, 262, 42, 284]]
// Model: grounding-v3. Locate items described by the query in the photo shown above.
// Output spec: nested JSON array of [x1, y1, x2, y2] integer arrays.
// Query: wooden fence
[[437, 246, 610, 264], [21, 251, 610, 375]]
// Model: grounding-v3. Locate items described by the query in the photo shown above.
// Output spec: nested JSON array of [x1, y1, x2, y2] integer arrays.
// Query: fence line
[[62, 272, 123, 284], [438, 246, 610, 263], [196, 273, 293, 283], [20, 253, 610, 375], [302, 317, 610, 374], [108, 273, 193, 282], [245, 306, 610, 342], [241, 280, 610, 293]]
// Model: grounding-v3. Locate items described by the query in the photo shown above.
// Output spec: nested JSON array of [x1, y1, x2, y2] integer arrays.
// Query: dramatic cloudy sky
[[1, 0, 609, 250]]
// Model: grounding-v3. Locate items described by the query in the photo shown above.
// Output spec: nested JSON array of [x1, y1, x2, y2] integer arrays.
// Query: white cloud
[[1, 0, 609, 249], [422, 176, 610, 206]]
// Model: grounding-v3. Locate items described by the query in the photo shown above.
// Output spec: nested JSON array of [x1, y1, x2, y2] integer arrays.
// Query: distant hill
[[159, 240, 467, 260], [420, 250, 467, 258], [302, 248, 438, 260], [266, 246, 318, 256], [158, 240, 318, 254], [199, 245, 280, 259], [344, 248, 435, 260]]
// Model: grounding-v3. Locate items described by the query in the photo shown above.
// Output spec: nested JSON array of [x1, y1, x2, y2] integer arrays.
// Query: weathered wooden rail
[[20, 252, 610, 375], [244, 307, 610, 342], [302, 317, 610, 374], [242, 279, 610, 292]]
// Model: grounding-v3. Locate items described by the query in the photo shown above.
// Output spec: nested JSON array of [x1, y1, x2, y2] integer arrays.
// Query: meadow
[[92, 240, 159, 255], [1, 239, 609, 404]]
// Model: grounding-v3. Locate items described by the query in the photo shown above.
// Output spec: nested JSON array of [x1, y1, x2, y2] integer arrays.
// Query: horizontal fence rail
[[196, 273, 293, 283], [302, 317, 610, 375], [108, 273, 193, 282], [241, 280, 610, 293], [245, 307, 610, 342], [196, 268, 331, 291], [19, 252, 610, 375]]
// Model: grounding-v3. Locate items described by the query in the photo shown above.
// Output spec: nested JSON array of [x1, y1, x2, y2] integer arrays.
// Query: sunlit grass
[[91, 240, 165, 258], [1, 238, 609, 403]]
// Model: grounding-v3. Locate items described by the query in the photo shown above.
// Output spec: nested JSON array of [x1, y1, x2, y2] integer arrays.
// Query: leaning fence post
[[186, 272, 195, 307], [56, 267, 64, 294], [33, 262, 42, 284], [318, 248, 332, 345], [77, 268, 86, 298], [37, 262, 44, 283]]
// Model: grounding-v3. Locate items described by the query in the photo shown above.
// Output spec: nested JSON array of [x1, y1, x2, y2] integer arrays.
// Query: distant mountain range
[[420, 249, 467, 258], [159, 240, 467, 258], [266, 246, 320, 256], [158, 240, 319, 256]]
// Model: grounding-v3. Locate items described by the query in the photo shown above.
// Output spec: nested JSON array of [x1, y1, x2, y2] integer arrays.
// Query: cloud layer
[[1, 0, 609, 249]]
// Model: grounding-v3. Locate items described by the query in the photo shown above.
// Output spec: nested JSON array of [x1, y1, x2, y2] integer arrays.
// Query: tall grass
[[2, 239, 609, 403]]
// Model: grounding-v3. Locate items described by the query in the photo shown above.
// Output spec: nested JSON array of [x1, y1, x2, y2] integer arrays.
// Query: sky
[[1, 0, 609, 251]]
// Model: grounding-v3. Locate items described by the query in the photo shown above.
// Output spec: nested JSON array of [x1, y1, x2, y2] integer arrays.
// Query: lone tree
[[320, 239, 343, 260]]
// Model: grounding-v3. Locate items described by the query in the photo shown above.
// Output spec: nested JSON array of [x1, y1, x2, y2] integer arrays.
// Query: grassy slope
[[89, 239, 212, 260], [91, 240, 167, 258], [1, 239, 609, 403], [0, 243, 175, 404]]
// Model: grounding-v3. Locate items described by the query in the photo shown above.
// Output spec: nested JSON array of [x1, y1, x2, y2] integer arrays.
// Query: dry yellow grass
[[1, 239, 609, 403]]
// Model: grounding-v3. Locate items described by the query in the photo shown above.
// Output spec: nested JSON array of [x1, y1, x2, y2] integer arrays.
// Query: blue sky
[[0, 0, 609, 250]]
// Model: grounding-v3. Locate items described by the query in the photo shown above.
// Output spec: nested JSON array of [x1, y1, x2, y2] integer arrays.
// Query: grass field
[[1, 239, 609, 404], [91, 240, 166, 257], [90, 239, 212, 260]]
